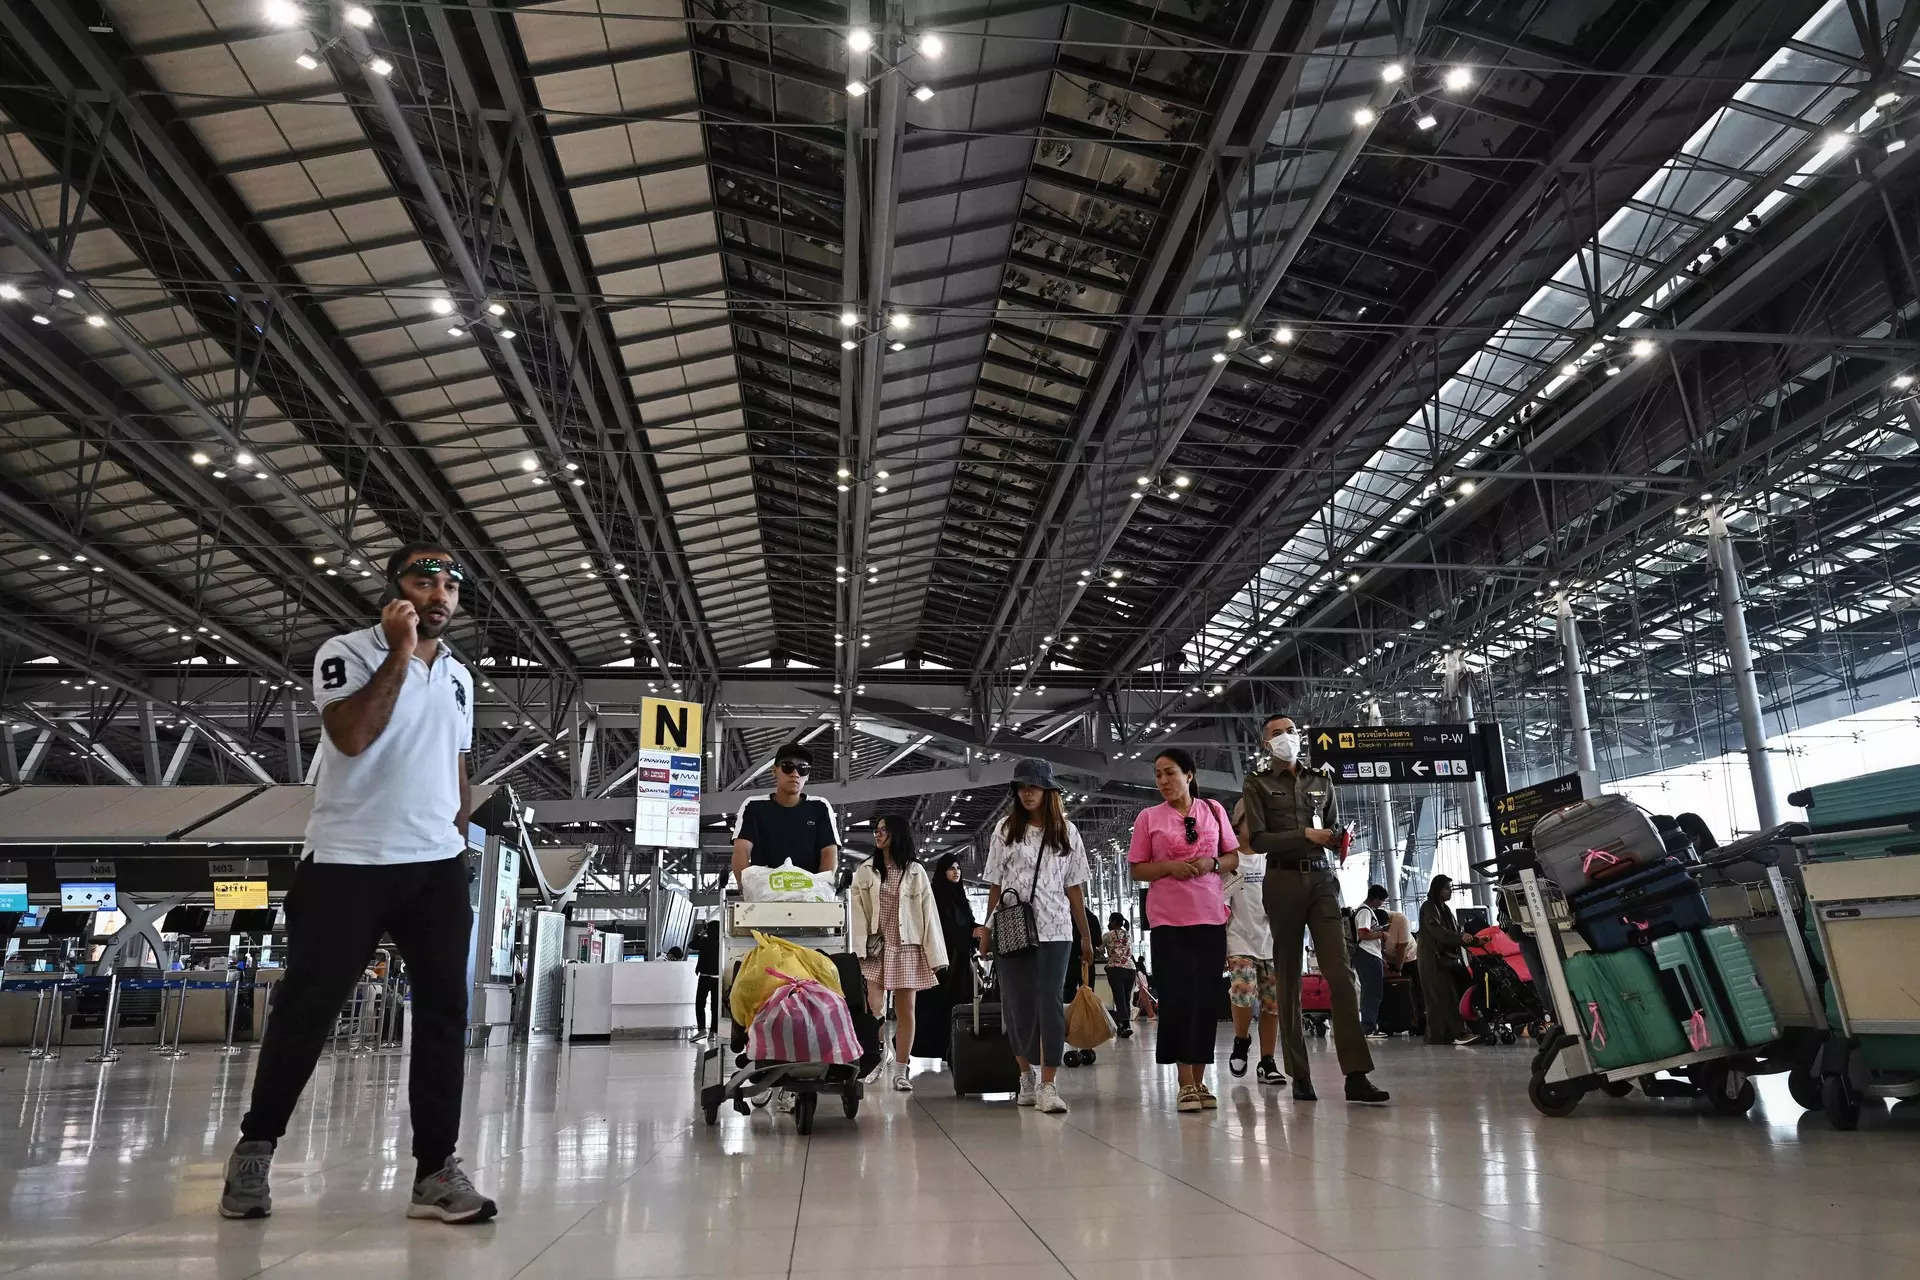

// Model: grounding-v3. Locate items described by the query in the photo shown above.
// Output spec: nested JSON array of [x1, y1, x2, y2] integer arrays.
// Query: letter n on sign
[[640, 696, 703, 752]]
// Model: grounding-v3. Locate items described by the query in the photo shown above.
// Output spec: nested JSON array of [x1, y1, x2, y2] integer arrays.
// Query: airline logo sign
[[1312, 723, 1481, 782]]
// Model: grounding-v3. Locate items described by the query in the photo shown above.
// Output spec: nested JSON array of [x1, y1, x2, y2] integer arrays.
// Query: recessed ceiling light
[[1444, 66, 1473, 92], [263, 0, 302, 25], [520, 457, 538, 472], [234, 451, 254, 467], [1630, 338, 1655, 358], [1416, 112, 1438, 131], [847, 26, 874, 53], [366, 55, 393, 77], [888, 311, 911, 331], [1381, 62, 1405, 84], [1352, 106, 1377, 127], [430, 297, 454, 316], [1211, 351, 1227, 363], [191, 452, 210, 466], [1274, 326, 1294, 344], [916, 32, 944, 58], [0, 283, 18, 301], [344, 5, 374, 28], [447, 325, 465, 337]]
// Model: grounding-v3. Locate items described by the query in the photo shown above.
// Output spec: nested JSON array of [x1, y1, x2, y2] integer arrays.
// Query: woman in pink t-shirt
[[1128, 748, 1238, 1112]]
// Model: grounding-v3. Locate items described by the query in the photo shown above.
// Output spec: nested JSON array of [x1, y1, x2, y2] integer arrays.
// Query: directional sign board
[[1310, 723, 1481, 783], [1492, 772, 1585, 857]]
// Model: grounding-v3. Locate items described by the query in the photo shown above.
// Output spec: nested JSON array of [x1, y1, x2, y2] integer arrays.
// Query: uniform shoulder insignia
[[1317, 763, 1334, 775]]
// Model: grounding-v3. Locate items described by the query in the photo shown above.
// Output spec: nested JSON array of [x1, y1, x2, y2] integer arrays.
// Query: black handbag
[[988, 839, 1046, 957]]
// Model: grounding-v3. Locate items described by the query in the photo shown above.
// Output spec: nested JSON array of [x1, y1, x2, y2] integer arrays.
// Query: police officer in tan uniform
[[1240, 713, 1390, 1105]]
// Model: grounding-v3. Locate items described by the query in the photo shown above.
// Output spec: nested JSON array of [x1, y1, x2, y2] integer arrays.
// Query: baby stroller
[[1460, 930, 1548, 1044]]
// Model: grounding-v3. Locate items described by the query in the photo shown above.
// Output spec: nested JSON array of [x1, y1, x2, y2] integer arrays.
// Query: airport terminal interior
[[6, 0, 1920, 1275]]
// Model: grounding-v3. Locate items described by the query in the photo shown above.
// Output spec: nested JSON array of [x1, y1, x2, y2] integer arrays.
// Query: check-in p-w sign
[[639, 697, 703, 752]]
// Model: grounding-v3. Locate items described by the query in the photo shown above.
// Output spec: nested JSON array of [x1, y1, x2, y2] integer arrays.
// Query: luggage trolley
[[1508, 860, 1814, 1118], [1788, 819, 1920, 1128], [693, 898, 863, 1135]]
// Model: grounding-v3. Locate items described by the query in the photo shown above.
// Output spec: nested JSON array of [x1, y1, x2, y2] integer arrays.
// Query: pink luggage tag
[[1585, 1000, 1607, 1049], [1581, 848, 1632, 879], [1685, 1008, 1711, 1051]]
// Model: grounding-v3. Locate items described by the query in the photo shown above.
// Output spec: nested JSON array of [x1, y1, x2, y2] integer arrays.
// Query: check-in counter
[[562, 959, 696, 1042]]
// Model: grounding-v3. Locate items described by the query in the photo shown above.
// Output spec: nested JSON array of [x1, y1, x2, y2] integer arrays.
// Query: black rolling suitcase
[[1376, 972, 1417, 1035], [951, 957, 1021, 1097], [828, 951, 885, 1078]]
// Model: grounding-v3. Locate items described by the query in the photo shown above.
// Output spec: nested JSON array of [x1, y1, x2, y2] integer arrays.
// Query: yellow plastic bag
[[1065, 964, 1115, 1050], [728, 930, 844, 1026]]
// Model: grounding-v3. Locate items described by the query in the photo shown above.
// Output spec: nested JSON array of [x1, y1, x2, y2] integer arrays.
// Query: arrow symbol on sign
[[1411, 761, 1429, 777], [1316, 732, 1333, 750]]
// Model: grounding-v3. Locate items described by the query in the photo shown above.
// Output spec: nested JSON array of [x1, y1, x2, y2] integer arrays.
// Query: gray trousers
[[1354, 948, 1385, 1033], [998, 941, 1072, 1068]]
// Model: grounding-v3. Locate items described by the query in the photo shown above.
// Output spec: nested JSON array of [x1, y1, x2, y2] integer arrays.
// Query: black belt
[[1277, 854, 1335, 872]]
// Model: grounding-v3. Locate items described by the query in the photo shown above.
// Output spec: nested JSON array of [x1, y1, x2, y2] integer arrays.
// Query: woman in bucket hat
[[980, 757, 1095, 1114]]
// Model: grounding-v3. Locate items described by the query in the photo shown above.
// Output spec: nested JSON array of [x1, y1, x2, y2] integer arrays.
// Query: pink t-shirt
[[1128, 798, 1236, 928]]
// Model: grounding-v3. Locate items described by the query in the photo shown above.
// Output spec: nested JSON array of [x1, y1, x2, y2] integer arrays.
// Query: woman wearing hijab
[[1417, 875, 1479, 1045], [913, 854, 984, 1060]]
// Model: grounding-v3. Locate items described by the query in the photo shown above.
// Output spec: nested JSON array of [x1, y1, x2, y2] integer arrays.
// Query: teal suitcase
[[1788, 766, 1920, 857], [1698, 926, 1779, 1047], [1651, 933, 1732, 1050], [1565, 948, 1691, 1070]]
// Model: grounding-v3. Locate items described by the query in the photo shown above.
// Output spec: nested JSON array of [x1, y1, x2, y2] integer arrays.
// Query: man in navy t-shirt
[[730, 740, 840, 884]]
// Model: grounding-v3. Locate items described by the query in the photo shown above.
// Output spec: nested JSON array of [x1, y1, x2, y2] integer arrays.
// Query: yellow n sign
[[640, 697, 703, 752]]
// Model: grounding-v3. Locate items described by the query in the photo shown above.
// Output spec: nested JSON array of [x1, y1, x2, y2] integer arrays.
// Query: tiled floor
[[2, 1028, 1917, 1278]]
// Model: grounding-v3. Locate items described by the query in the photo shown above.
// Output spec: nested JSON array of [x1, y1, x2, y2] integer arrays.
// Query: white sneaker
[[1035, 1082, 1069, 1114], [1015, 1069, 1038, 1107], [771, 1088, 796, 1113], [892, 1062, 913, 1092]]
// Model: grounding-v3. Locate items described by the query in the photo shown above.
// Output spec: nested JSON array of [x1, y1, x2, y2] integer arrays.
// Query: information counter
[[562, 959, 696, 1042]]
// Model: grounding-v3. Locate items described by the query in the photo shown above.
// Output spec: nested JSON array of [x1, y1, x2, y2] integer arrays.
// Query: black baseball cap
[[774, 741, 813, 768]]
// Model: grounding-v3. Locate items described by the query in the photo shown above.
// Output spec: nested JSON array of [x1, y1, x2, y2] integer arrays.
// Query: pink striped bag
[[746, 967, 861, 1064]]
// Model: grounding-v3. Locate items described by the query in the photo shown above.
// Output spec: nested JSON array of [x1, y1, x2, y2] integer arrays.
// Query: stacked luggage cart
[[692, 897, 868, 1135], [1511, 795, 1818, 1118], [1787, 767, 1920, 1128]]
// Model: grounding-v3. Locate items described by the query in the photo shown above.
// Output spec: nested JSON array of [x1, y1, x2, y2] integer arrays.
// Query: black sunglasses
[[777, 760, 811, 776], [398, 557, 464, 582], [1182, 813, 1198, 844]]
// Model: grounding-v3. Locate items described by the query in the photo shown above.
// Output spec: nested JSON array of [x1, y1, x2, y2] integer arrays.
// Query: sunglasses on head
[[777, 760, 811, 776], [398, 557, 464, 582]]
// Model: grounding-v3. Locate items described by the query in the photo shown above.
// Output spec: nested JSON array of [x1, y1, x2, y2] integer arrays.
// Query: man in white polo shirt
[[220, 544, 495, 1225]]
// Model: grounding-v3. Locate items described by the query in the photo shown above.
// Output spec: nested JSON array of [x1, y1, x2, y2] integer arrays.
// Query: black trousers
[[1105, 965, 1135, 1031], [1151, 924, 1226, 1066], [695, 974, 719, 1034], [242, 855, 471, 1165]]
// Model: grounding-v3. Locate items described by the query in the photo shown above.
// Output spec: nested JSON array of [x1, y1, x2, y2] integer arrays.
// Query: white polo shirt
[[304, 624, 473, 865]]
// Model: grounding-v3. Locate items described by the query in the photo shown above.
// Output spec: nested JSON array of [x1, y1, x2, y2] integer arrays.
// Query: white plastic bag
[[739, 859, 834, 903]]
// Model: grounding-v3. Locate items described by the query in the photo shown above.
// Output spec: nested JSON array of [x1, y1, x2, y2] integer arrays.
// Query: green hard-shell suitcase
[[1564, 948, 1691, 1070], [1651, 933, 1733, 1050], [1698, 925, 1779, 1047]]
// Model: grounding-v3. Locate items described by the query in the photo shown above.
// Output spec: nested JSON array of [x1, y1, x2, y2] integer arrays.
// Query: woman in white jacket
[[851, 815, 948, 1091]]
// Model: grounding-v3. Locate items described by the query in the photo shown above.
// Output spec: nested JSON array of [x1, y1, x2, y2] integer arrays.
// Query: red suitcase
[[1300, 972, 1332, 1037]]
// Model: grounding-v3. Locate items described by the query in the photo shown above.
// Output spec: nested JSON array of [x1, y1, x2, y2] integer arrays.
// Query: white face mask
[[1267, 731, 1300, 763]]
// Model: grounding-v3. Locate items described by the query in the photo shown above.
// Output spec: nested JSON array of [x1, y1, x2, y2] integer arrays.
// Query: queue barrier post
[[86, 973, 122, 1064]]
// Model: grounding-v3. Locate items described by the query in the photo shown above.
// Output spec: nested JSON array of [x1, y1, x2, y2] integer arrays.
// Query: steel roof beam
[[1104, 0, 1756, 684], [968, 0, 1340, 683], [354, 5, 718, 681], [8, 2, 580, 678]]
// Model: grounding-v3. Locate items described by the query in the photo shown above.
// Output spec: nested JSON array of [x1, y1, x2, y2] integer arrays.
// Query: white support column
[[281, 695, 304, 785], [1707, 507, 1782, 829], [1444, 656, 1497, 913], [1366, 699, 1399, 894], [139, 700, 163, 784], [1555, 592, 1602, 798]]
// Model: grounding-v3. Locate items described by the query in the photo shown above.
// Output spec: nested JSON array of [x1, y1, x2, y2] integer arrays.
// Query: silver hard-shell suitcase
[[1532, 795, 1666, 892]]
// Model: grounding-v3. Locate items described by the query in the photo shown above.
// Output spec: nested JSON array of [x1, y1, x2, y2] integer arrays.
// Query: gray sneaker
[[407, 1156, 498, 1224], [218, 1139, 274, 1219]]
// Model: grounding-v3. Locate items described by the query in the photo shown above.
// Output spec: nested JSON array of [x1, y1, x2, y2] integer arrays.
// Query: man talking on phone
[[219, 544, 496, 1224]]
